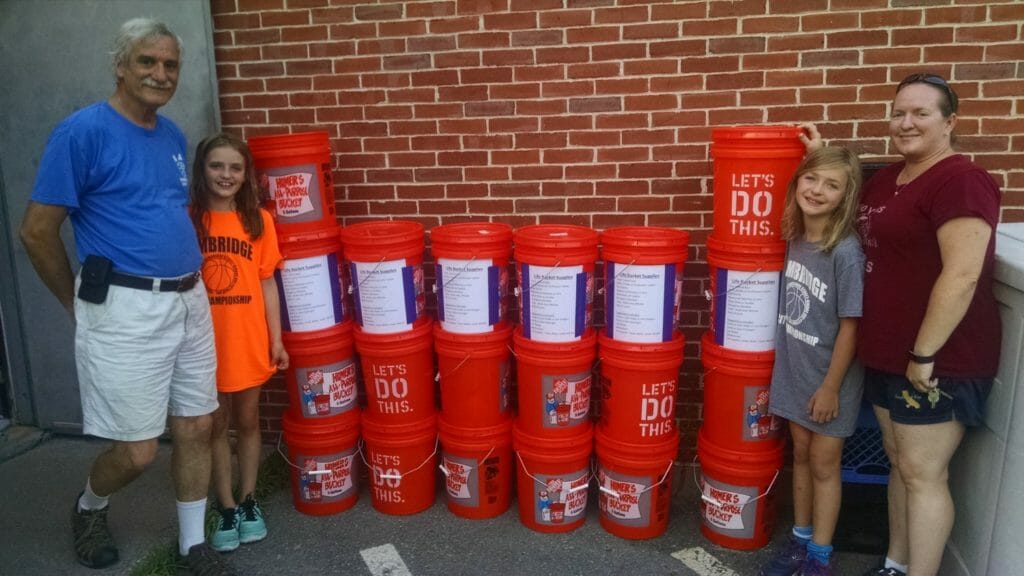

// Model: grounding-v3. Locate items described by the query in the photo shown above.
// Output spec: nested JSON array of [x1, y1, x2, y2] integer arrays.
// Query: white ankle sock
[[885, 557, 909, 573], [177, 498, 208, 556], [78, 478, 109, 511]]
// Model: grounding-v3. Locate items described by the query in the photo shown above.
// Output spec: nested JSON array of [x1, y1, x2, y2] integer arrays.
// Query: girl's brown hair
[[189, 132, 264, 242], [779, 147, 862, 253]]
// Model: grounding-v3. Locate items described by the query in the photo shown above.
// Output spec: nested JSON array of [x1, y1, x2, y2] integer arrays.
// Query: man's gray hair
[[111, 18, 183, 71]]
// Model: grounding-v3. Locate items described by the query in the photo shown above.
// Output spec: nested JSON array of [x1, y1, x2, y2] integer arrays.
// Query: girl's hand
[[799, 122, 824, 153], [271, 341, 289, 370], [807, 385, 839, 424]]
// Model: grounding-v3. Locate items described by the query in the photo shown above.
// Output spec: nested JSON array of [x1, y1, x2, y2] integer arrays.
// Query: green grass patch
[[129, 543, 179, 576], [131, 450, 290, 576], [253, 449, 289, 501]]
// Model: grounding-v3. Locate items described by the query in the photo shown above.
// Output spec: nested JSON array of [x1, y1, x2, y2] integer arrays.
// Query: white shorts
[[74, 276, 218, 441]]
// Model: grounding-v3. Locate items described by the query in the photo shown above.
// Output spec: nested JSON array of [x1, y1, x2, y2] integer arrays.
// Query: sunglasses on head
[[897, 73, 958, 112]]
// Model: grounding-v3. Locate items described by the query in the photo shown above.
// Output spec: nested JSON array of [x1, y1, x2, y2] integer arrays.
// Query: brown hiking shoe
[[70, 494, 119, 568], [181, 542, 238, 576]]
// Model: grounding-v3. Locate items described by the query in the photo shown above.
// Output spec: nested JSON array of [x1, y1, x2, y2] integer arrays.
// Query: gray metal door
[[0, 0, 221, 432]]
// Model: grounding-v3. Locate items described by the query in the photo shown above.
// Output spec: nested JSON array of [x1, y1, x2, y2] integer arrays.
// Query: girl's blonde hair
[[189, 132, 265, 242], [779, 146, 862, 253]]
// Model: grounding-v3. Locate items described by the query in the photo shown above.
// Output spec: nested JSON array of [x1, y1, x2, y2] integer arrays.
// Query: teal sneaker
[[210, 506, 239, 552], [237, 494, 267, 544]]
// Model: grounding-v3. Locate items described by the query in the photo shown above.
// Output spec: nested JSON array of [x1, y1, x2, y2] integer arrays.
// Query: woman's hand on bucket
[[799, 122, 824, 154]]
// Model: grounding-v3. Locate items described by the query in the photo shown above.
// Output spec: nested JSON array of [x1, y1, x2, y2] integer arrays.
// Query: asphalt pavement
[[0, 430, 884, 576]]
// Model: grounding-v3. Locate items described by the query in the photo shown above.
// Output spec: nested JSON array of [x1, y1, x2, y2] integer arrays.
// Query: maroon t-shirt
[[857, 154, 1001, 377]]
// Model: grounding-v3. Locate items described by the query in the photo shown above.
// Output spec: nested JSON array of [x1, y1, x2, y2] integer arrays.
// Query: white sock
[[885, 557, 909, 573], [177, 498, 208, 556], [78, 478, 109, 511]]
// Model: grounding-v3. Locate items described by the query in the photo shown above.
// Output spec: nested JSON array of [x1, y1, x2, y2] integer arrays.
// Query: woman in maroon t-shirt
[[806, 74, 1001, 576]]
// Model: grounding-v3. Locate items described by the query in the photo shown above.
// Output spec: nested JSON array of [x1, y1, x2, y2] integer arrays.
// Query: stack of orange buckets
[[698, 126, 805, 549], [510, 224, 599, 533], [431, 222, 517, 520], [249, 131, 362, 516], [594, 226, 689, 540], [340, 220, 438, 516]]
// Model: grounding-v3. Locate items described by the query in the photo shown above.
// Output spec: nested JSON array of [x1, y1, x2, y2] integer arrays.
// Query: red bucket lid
[[711, 125, 804, 142], [514, 224, 599, 265], [340, 220, 424, 262], [431, 222, 513, 260]]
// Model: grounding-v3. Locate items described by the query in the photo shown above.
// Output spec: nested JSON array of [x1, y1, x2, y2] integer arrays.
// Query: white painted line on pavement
[[671, 547, 739, 576], [361, 543, 413, 576]]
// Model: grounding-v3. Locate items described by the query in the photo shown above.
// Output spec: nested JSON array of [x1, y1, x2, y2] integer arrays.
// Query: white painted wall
[[943, 223, 1024, 576]]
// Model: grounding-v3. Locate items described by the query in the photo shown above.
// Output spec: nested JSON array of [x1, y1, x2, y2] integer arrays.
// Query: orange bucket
[[698, 430, 783, 550], [513, 328, 597, 438], [340, 220, 427, 334], [276, 227, 348, 332], [597, 331, 684, 444], [282, 410, 360, 516], [513, 224, 599, 342], [595, 429, 678, 540], [283, 321, 357, 420], [353, 319, 436, 423], [706, 235, 785, 352], [710, 126, 804, 244], [438, 417, 513, 519], [430, 222, 513, 334], [361, 413, 438, 516], [600, 226, 689, 343], [434, 324, 514, 428], [700, 332, 783, 451], [513, 421, 593, 533], [248, 131, 335, 235]]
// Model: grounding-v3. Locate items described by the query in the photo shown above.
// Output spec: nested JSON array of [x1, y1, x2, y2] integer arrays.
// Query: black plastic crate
[[841, 401, 891, 485]]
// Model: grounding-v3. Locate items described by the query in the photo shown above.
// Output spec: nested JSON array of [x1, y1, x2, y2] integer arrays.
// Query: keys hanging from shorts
[[927, 386, 954, 409]]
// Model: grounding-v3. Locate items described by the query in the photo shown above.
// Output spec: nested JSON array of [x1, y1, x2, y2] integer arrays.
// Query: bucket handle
[[349, 256, 389, 294], [692, 454, 781, 510], [438, 445, 496, 477], [435, 354, 472, 383], [596, 257, 637, 296], [513, 258, 565, 296], [358, 437, 440, 482], [702, 264, 768, 302], [276, 432, 334, 476], [433, 255, 479, 293], [596, 458, 675, 498], [515, 450, 595, 497]]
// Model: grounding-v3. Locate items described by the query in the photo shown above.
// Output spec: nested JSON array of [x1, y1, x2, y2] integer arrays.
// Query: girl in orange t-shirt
[[190, 133, 288, 553]]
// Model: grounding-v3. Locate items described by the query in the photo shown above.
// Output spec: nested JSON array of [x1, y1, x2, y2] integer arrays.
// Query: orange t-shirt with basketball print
[[200, 209, 282, 392]]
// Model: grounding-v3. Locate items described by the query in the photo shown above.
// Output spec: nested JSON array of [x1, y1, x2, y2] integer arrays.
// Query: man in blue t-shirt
[[19, 18, 234, 575]]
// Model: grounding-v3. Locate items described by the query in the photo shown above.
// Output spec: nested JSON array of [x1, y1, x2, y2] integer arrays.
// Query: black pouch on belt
[[78, 254, 113, 304]]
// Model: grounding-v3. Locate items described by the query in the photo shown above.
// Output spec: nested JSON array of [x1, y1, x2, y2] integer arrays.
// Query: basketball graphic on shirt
[[785, 282, 810, 325], [202, 254, 238, 294]]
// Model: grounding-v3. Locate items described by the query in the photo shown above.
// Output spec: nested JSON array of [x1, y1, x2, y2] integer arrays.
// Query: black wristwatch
[[908, 350, 936, 364]]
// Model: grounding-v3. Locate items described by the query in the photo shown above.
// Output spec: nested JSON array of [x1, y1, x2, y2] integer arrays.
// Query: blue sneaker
[[800, 557, 834, 576], [861, 568, 906, 576], [237, 494, 267, 544], [210, 506, 239, 552], [757, 534, 807, 576]]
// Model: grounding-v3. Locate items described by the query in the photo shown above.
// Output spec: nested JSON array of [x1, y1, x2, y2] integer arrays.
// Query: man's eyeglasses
[[897, 73, 958, 113]]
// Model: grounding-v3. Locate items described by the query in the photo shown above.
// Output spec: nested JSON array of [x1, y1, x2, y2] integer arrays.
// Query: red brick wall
[[208, 0, 1024, 449]]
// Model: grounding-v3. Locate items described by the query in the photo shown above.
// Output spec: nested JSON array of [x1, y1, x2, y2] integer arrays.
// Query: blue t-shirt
[[31, 102, 201, 277]]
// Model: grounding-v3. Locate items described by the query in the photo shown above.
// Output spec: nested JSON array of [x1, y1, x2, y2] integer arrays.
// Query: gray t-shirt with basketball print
[[768, 234, 865, 437]]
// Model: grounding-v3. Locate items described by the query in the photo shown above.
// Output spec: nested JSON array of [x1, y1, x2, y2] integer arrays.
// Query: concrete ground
[[0, 430, 885, 576]]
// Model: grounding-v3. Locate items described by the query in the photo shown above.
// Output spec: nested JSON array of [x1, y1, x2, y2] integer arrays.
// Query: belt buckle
[[177, 272, 199, 292]]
